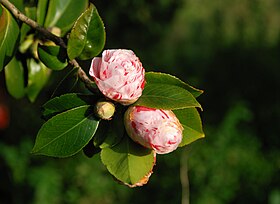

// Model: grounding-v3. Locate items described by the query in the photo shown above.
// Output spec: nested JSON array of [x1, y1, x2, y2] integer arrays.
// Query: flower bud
[[89, 49, 145, 105], [124, 106, 183, 154], [94, 101, 115, 120]]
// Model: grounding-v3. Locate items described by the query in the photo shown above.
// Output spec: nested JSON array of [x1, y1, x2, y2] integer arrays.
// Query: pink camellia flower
[[89, 49, 145, 105], [124, 106, 183, 154]]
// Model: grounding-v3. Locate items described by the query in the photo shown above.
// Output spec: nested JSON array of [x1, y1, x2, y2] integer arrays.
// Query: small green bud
[[94, 101, 115, 120]]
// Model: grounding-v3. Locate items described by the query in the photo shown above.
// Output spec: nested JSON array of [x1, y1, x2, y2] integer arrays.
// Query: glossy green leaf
[[145, 72, 203, 98], [135, 83, 201, 110], [67, 3, 105, 60], [4, 57, 25, 99], [31, 105, 99, 157], [37, 0, 49, 25], [42, 93, 96, 119], [37, 45, 68, 70], [0, 4, 20, 71], [101, 135, 155, 187], [26, 58, 50, 102], [44, 0, 88, 36], [173, 108, 205, 147], [94, 110, 124, 149]]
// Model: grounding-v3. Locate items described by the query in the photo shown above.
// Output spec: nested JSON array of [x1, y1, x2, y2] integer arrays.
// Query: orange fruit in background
[[0, 104, 9, 130]]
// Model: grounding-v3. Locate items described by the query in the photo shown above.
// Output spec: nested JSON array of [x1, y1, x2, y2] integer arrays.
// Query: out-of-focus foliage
[[189, 103, 276, 204], [1, 0, 279, 203]]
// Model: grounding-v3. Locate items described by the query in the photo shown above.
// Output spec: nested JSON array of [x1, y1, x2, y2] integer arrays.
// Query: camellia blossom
[[124, 106, 183, 154], [89, 49, 145, 105]]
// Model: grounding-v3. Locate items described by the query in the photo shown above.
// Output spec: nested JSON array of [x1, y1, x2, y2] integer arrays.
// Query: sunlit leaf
[[37, 45, 68, 70], [67, 3, 105, 60], [145, 72, 203, 98], [173, 108, 205, 147], [101, 135, 155, 187], [44, 0, 88, 36], [4, 57, 25, 99], [0, 4, 20, 71], [135, 83, 201, 110], [31, 105, 99, 157]]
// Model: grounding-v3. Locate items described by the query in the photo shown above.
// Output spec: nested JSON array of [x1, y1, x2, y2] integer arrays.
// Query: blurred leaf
[[31, 105, 99, 157], [101, 135, 155, 187], [145, 72, 203, 98], [135, 83, 201, 110], [0, 4, 20, 71], [67, 3, 105, 60], [26, 58, 50, 102], [19, 34, 34, 53], [37, 0, 49, 25], [44, 0, 88, 36], [94, 109, 124, 149], [173, 108, 204, 147], [4, 57, 25, 99], [37, 45, 68, 70], [42, 93, 96, 119]]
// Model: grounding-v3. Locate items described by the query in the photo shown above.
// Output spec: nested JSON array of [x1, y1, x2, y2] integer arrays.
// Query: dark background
[[1, 0, 279, 203]]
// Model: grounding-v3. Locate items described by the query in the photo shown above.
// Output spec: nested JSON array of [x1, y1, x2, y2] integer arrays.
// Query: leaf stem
[[0, 0, 98, 93]]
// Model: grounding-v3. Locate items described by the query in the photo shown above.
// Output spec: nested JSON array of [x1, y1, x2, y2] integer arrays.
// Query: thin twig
[[181, 148, 190, 204], [0, 0, 97, 93]]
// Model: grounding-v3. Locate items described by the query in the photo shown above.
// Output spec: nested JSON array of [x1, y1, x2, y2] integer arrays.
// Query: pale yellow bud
[[94, 101, 115, 120]]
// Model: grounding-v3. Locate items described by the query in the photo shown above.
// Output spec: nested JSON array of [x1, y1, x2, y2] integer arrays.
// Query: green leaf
[[31, 105, 99, 157], [42, 93, 96, 119], [37, 0, 49, 25], [173, 108, 205, 147], [44, 0, 88, 36], [37, 45, 68, 70], [4, 57, 25, 99], [26, 58, 50, 102], [0, 4, 20, 71], [94, 109, 124, 149], [67, 3, 105, 60], [101, 135, 155, 187], [145, 72, 203, 98], [135, 83, 201, 110]]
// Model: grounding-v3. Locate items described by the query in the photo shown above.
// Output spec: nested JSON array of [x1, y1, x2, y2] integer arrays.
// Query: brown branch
[[0, 0, 98, 93], [0, 0, 65, 48]]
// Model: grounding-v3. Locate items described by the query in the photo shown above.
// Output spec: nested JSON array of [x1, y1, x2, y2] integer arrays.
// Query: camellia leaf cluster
[[0, 0, 205, 187]]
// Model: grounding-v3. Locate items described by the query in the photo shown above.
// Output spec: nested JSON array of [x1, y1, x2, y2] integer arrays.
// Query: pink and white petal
[[90, 57, 102, 78]]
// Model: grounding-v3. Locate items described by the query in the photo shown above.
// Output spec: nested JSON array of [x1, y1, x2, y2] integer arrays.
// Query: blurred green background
[[1, 0, 280, 203]]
